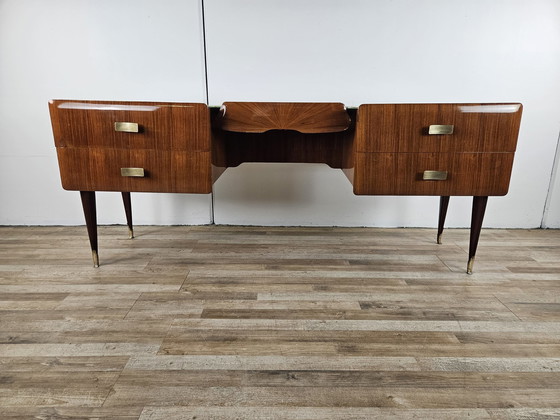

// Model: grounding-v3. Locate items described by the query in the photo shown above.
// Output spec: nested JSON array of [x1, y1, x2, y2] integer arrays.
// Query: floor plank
[[1, 225, 559, 418]]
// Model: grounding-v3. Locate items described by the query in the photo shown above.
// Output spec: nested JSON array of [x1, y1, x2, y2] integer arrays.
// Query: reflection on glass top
[[57, 102, 161, 112], [459, 104, 521, 113]]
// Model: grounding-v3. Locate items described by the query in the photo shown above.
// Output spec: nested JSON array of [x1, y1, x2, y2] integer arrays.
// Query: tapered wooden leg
[[121, 192, 134, 239], [467, 196, 488, 274], [80, 191, 99, 268], [437, 196, 450, 244]]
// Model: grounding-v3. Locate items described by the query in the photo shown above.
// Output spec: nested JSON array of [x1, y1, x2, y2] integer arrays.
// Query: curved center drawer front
[[49, 101, 210, 151], [356, 103, 522, 153], [217, 102, 351, 133]]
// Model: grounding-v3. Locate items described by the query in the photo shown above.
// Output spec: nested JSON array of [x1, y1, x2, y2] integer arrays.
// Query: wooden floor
[[1, 225, 559, 419]]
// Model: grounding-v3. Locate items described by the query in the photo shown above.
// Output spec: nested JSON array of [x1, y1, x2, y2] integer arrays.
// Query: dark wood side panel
[[49, 100, 210, 151], [217, 102, 351, 133], [341, 108, 357, 184], [353, 152, 515, 196], [356, 103, 522, 153], [56, 148, 212, 193]]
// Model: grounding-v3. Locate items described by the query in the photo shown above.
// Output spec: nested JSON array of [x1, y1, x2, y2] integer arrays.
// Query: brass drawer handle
[[114, 122, 139, 133], [121, 168, 145, 177], [423, 170, 448, 181], [428, 125, 454, 135]]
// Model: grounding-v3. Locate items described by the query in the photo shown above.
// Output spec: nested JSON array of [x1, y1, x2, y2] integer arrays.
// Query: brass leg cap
[[128, 227, 134, 239], [437, 234, 443, 245], [467, 257, 475, 275], [92, 250, 100, 268]]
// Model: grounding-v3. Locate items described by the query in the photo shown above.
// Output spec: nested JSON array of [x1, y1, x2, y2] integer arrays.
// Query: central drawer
[[217, 102, 351, 133]]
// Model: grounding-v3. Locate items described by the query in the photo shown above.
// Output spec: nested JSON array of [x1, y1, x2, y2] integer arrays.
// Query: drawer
[[353, 152, 514, 196], [356, 103, 522, 153], [56, 148, 212, 193], [50, 100, 210, 151], [217, 102, 350, 133]]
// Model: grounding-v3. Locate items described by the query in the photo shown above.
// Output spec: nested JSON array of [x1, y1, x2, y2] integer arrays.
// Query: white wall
[[207, 0, 560, 228], [1, 0, 559, 228], [0, 0, 210, 225]]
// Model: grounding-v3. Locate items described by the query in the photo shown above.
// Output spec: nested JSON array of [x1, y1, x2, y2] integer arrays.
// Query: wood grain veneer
[[217, 102, 351, 133], [356, 103, 522, 153], [352, 103, 522, 197], [56, 148, 212, 193], [353, 152, 514, 196], [49, 100, 210, 151], [50, 100, 212, 193]]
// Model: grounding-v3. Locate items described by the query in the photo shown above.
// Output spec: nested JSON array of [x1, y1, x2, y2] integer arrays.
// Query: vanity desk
[[49, 100, 522, 273]]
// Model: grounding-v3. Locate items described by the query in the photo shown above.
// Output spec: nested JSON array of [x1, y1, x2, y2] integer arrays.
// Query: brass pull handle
[[114, 122, 139, 133], [428, 125, 454, 135], [423, 170, 448, 181], [121, 168, 145, 177]]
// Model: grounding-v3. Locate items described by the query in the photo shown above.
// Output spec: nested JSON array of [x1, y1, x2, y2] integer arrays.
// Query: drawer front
[[50, 100, 210, 151], [218, 102, 351, 133], [356, 103, 522, 153], [353, 152, 514, 196], [56, 148, 212, 193]]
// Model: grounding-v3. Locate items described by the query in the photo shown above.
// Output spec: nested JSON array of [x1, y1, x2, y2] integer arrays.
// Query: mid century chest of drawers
[[49, 100, 522, 273]]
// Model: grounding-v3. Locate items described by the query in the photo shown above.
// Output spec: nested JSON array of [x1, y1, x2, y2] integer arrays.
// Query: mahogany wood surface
[[217, 102, 351, 133], [57, 148, 212, 193], [49, 100, 210, 151], [50, 100, 213, 194], [353, 152, 514, 196], [356, 103, 522, 153]]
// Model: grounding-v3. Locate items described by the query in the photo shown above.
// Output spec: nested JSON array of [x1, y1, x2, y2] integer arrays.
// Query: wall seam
[[201, 0, 210, 105], [541, 129, 560, 228], [200, 0, 214, 224]]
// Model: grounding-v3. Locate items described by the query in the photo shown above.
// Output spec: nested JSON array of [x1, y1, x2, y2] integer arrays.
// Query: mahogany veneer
[[49, 100, 523, 273], [353, 152, 515, 196], [50, 101, 210, 151], [218, 102, 350, 133], [56, 148, 211, 193], [352, 103, 522, 196], [50, 100, 212, 194], [356, 103, 521, 153]]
